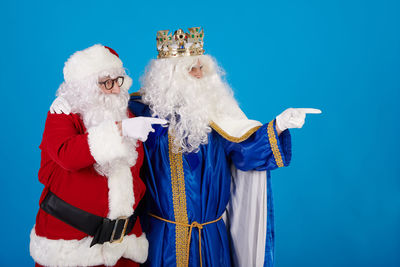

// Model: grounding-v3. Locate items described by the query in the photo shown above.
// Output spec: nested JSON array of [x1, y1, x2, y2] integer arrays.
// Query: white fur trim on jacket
[[64, 44, 123, 83], [87, 120, 129, 166], [30, 227, 148, 267], [88, 120, 137, 226], [107, 160, 135, 220]]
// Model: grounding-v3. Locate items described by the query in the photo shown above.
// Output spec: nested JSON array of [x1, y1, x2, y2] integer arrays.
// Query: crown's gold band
[[157, 27, 205, 59]]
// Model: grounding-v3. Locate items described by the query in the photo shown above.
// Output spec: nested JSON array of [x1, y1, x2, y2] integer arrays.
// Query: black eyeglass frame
[[98, 76, 125, 90]]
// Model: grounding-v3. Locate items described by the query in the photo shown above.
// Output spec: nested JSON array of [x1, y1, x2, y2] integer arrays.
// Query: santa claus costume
[[30, 45, 148, 267]]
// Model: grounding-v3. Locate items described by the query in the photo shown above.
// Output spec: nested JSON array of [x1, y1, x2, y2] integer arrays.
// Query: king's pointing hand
[[276, 108, 322, 132]]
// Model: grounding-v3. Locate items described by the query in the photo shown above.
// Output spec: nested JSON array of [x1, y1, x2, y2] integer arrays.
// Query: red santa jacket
[[30, 112, 148, 267]]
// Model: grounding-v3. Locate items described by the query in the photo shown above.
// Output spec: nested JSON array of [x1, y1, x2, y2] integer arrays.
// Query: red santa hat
[[63, 44, 123, 83]]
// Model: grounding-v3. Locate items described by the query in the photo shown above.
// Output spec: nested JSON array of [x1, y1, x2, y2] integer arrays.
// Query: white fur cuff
[[87, 120, 129, 166], [30, 227, 148, 266]]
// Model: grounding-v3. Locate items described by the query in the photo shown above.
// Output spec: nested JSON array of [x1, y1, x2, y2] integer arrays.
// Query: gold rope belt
[[149, 213, 223, 267]]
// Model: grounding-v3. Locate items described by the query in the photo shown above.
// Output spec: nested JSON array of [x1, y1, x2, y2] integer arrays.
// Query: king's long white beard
[[142, 69, 239, 153]]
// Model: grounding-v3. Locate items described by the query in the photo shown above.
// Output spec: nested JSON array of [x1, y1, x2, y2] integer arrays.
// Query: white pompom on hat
[[63, 44, 123, 83]]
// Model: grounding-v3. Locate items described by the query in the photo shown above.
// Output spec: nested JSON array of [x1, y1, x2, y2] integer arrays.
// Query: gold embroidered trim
[[168, 134, 189, 267], [267, 120, 284, 167], [209, 121, 261, 143]]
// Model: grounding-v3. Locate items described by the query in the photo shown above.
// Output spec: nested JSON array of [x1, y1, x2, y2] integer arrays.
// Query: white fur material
[[87, 120, 129, 166], [87, 118, 137, 220], [107, 160, 135, 220], [30, 227, 148, 266], [64, 44, 123, 83]]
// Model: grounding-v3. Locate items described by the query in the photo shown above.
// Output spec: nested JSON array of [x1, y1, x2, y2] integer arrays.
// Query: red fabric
[[35, 257, 140, 267], [104, 46, 119, 58], [34, 112, 145, 240]]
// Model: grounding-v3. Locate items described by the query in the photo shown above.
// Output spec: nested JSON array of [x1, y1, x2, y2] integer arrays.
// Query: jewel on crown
[[156, 27, 205, 59]]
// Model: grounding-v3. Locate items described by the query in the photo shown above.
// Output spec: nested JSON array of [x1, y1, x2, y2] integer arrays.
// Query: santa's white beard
[[142, 69, 239, 153], [80, 92, 129, 129], [77, 91, 138, 176], [92, 96, 139, 179], [56, 69, 132, 129]]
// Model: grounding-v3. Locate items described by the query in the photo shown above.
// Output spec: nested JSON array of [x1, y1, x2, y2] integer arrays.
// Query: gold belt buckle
[[110, 216, 129, 243]]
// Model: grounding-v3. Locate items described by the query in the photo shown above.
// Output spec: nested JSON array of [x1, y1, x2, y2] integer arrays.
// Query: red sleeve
[[41, 113, 96, 171], [128, 110, 136, 118]]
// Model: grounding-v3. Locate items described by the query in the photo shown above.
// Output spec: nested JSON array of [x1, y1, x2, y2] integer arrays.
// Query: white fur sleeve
[[87, 120, 129, 165]]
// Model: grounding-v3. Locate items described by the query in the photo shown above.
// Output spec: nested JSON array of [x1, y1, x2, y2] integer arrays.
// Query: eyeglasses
[[98, 76, 124, 90]]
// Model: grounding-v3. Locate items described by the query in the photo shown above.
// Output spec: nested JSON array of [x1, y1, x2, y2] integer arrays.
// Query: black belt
[[40, 191, 138, 247]]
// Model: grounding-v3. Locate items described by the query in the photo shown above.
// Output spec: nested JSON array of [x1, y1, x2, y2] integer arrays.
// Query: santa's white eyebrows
[[98, 76, 111, 81], [98, 75, 120, 82]]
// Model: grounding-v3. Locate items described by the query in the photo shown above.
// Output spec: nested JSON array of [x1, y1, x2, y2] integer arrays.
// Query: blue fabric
[[264, 172, 275, 267], [263, 121, 291, 267], [129, 97, 292, 267]]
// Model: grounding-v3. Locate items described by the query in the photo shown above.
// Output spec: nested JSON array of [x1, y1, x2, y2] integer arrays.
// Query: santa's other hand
[[49, 96, 71, 115], [121, 117, 168, 142], [276, 108, 322, 132]]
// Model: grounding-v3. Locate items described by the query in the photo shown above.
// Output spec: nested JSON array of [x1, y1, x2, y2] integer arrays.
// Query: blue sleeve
[[223, 120, 292, 171], [128, 94, 151, 117]]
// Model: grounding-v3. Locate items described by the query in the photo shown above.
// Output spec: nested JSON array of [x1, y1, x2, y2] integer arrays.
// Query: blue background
[[2, 0, 399, 266]]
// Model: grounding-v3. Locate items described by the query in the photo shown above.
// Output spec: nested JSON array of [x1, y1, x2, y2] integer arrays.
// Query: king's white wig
[[140, 54, 239, 153]]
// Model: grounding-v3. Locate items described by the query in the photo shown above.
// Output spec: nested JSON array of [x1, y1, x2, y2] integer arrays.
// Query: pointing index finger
[[147, 118, 169, 125], [297, 108, 322, 114]]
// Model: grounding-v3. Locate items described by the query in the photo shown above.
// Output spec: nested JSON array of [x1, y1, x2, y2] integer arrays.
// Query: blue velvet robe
[[129, 95, 292, 267]]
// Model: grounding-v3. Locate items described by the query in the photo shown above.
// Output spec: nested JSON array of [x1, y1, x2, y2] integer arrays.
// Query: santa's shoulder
[[43, 113, 86, 136], [45, 112, 82, 124]]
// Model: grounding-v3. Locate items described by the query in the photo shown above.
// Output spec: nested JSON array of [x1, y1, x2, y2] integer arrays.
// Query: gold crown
[[156, 27, 205, 59]]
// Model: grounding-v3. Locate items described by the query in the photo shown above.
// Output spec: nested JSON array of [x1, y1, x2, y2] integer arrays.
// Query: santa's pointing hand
[[121, 117, 168, 142], [276, 108, 322, 132]]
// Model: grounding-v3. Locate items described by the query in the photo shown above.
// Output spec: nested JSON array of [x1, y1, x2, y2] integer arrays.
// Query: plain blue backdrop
[[1, 0, 399, 266]]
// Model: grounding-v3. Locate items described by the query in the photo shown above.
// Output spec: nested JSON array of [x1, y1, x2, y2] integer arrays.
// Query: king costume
[[129, 27, 292, 267]]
